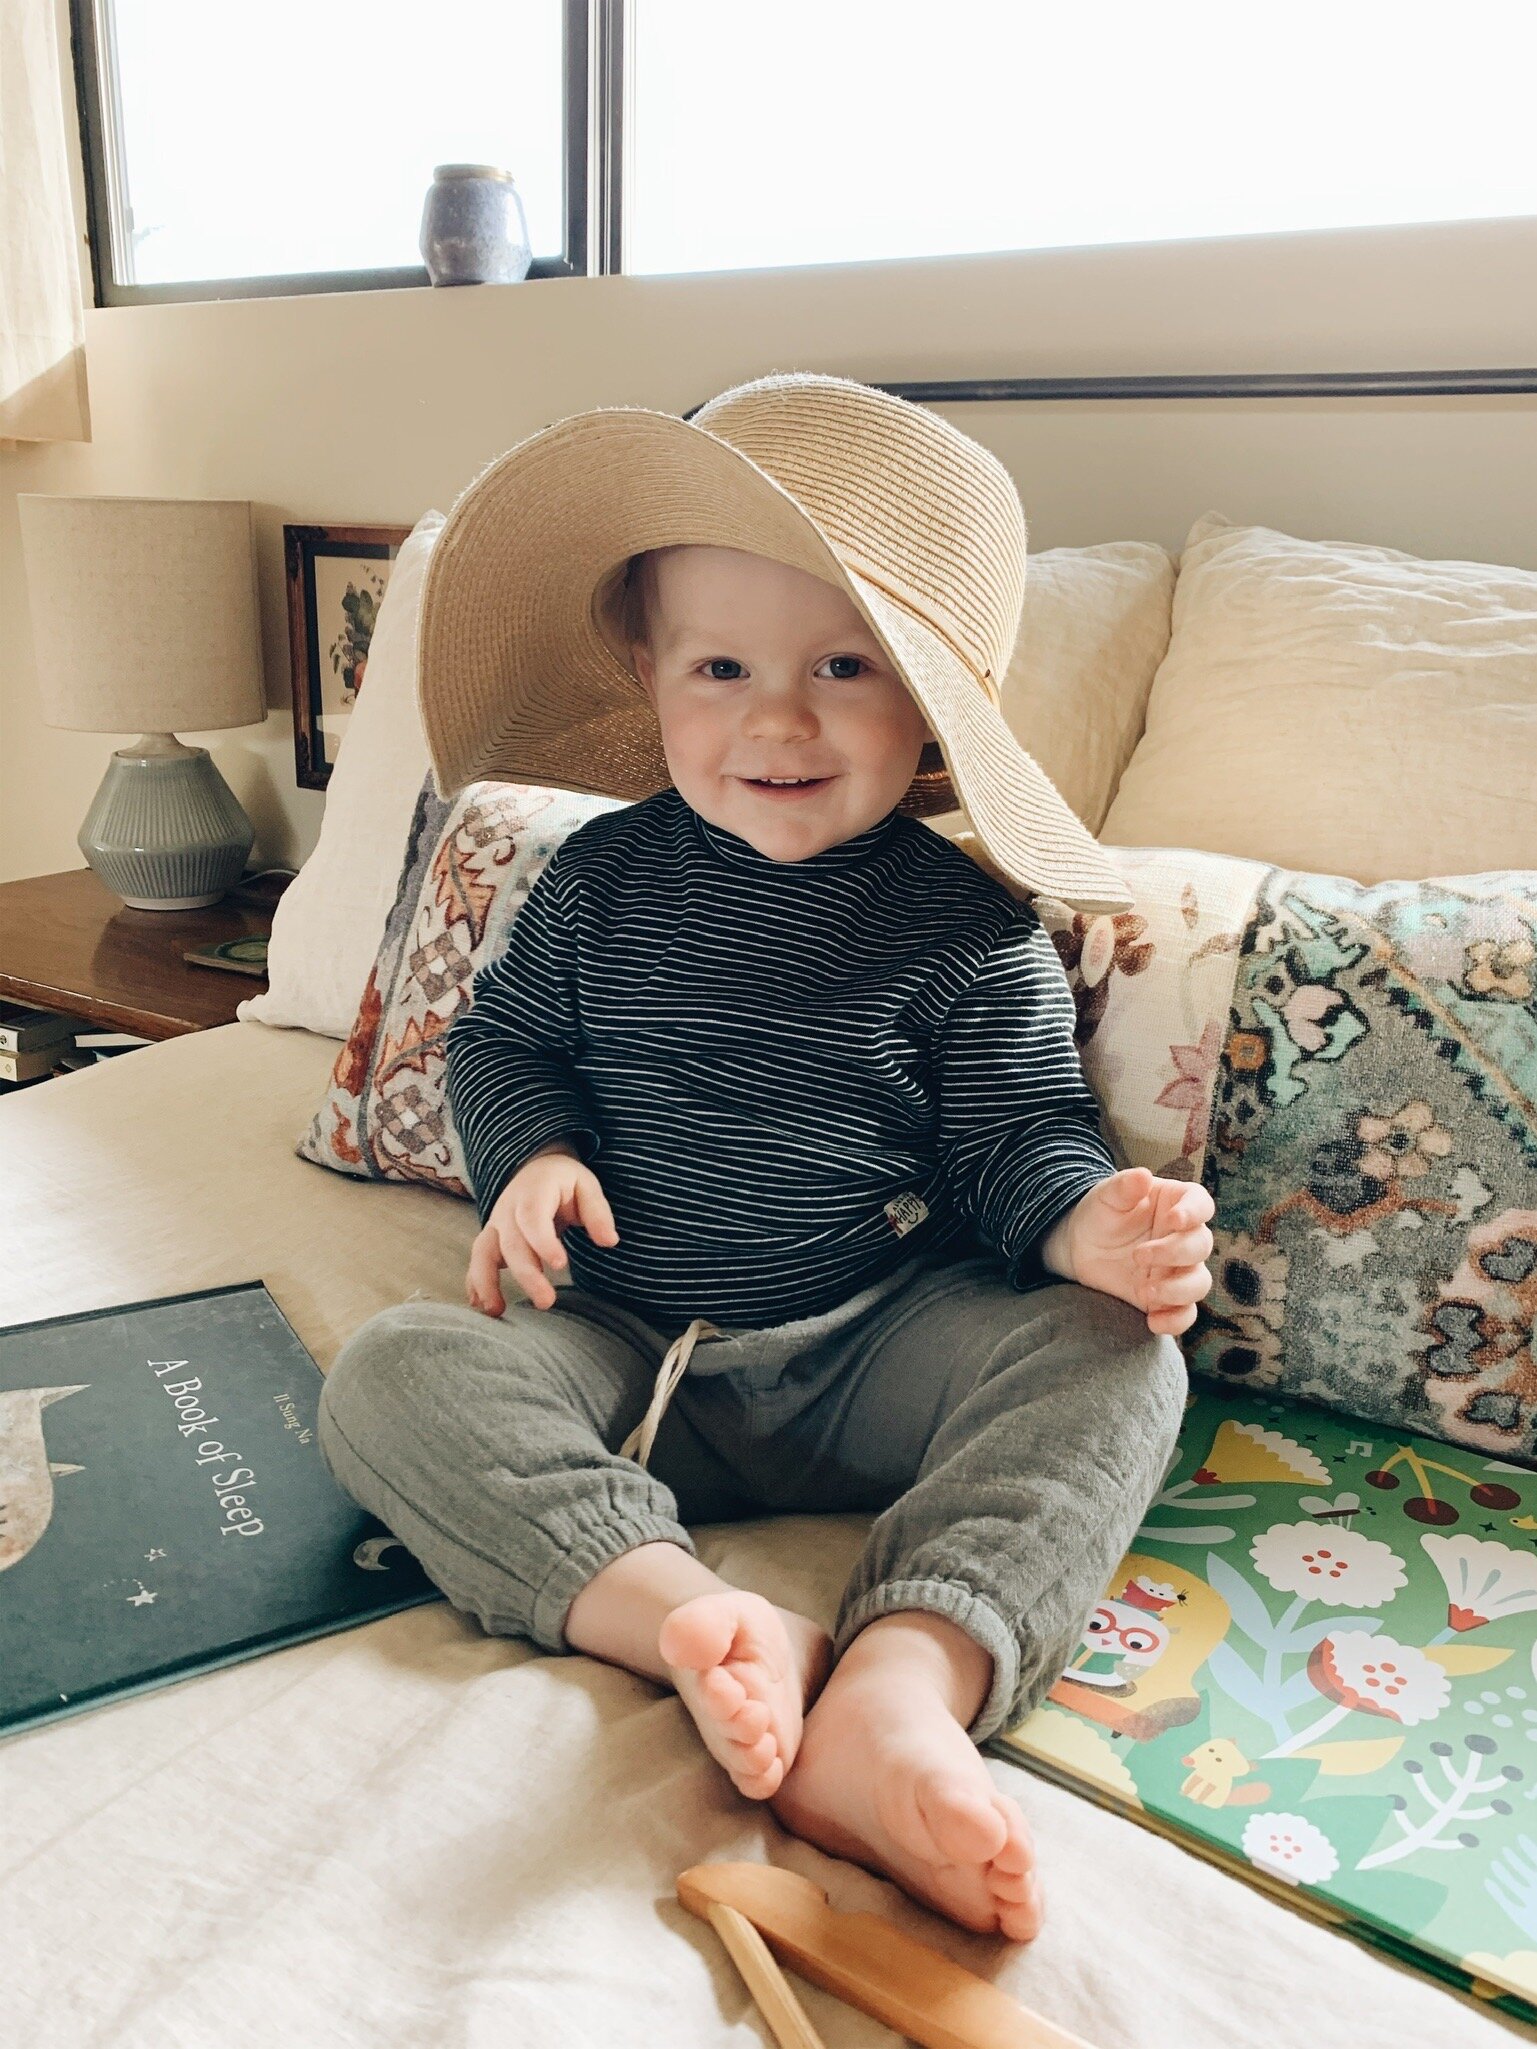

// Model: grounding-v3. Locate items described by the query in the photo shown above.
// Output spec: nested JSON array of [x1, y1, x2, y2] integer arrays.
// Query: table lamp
[[18, 494, 268, 910]]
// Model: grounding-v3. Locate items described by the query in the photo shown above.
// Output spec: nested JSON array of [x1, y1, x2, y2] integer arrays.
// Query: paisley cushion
[[296, 774, 624, 1199], [1035, 858, 1537, 1466]]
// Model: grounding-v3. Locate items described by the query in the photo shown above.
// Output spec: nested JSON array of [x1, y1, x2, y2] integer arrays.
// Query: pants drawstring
[[618, 1316, 727, 1467]]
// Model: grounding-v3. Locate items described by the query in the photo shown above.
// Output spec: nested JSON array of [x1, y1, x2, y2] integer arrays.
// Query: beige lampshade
[[18, 495, 267, 734]]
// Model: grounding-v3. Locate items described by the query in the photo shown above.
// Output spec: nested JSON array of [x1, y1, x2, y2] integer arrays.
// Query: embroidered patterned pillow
[[297, 774, 626, 1197], [1014, 841, 1268, 1184], [1032, 858, 1537, 1466]]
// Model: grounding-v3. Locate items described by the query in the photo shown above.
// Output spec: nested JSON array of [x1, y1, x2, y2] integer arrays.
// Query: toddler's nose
[[741, 684, 820, 736]]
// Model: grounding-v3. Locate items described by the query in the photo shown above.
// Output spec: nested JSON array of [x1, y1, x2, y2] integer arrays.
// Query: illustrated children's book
[[992, 1380, 1537, 2027], [0, 1279, 441, 1740]]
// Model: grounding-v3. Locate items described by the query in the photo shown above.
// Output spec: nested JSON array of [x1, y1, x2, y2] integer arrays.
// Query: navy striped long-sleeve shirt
[[444, 784, 1121, 1330]]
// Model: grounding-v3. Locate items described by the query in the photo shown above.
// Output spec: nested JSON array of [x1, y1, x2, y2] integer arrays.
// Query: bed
[[6, 420, 1535, 2046]]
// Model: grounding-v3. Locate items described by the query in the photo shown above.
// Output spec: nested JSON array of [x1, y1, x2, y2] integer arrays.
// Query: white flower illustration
[[1242, 1811, 1339, 1886], [1309, 1631, 1450, 1724], [1250, 1522, 1407, 1608], [1267, 1630, 1451, 1759], [1422, 1534, 1537, 1632]]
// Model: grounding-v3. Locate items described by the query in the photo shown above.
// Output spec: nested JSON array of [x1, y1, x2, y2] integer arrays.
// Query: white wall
[[2, 11, 1534, 882]]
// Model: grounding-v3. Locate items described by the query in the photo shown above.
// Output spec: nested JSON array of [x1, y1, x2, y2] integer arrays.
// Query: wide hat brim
[[415, 406, 1134, 912]]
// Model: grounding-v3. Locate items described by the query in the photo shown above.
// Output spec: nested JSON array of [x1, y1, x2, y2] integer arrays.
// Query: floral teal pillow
[[1036, 860, 1537, 1466]]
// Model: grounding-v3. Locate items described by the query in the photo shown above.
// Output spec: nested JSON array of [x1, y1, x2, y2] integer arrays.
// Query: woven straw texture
[[414, 371, 1134, 912]]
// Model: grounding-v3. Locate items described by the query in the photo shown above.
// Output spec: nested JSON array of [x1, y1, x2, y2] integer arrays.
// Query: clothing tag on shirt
[[884, 1191, 930, 1238]]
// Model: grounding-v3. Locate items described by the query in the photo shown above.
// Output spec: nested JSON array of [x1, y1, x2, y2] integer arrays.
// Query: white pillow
[[1100, 510, 1537, 880], [238, 511, 442, 1038], [1002, 538, 1176, 833]]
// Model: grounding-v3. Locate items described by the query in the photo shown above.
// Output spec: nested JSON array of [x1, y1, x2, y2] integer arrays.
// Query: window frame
[[64, 0, 1535, 401], [67, 0, 626, 306]]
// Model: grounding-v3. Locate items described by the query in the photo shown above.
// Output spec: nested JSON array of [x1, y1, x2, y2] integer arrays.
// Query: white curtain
[[0, 0, 91, 449]]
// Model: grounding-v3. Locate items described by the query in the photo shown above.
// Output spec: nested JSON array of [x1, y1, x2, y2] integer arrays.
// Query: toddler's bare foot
[[660, 1590, 833, 1799], [770, 1652, 1043, 1941]]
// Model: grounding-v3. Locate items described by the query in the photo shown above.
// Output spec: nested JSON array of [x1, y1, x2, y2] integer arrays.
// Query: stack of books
[[54, 1030, 156, 1071], [0, 1001, 79, 1088], [0, 1002, 153, 1089]]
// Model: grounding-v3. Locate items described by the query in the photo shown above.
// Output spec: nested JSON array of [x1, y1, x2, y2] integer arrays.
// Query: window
[[74, 0, 587, 303], [626, 0, 1537, 276], [73, 0, 1537, 306]]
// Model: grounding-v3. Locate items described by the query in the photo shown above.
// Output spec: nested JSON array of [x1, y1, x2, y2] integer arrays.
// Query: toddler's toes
[[700, 1664, 749, 1717], [729, 1698, 772, 1742], [657, 1597, 732, 1673], [732, 1731, 779, 1775], [986, 1802, 1043, 1940], [989, 1814, 1034, 1878], [660, 1590, 808, 1800], [911, 1771, 1009, 1865]]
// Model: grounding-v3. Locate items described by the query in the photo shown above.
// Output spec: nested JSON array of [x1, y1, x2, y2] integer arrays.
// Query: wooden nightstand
[[0, 866, 294, 1041]]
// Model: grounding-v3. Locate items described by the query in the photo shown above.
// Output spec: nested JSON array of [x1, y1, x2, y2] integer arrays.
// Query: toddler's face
[[629, 546, 933, 862]]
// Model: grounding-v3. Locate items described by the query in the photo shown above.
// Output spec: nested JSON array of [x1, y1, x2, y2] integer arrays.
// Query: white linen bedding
[[2, 1021, 1526, 2047]]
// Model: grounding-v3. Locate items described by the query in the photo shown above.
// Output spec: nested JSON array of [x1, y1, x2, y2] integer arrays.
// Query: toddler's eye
[[704, 658, 743, 680], [822, 655, 867, 679]]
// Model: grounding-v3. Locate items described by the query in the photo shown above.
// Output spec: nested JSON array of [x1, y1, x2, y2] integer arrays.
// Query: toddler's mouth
[[739, 775, 834, 796]]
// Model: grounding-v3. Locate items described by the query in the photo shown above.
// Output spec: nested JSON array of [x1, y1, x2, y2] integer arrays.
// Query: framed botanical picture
[[284, 522, 414, 790]]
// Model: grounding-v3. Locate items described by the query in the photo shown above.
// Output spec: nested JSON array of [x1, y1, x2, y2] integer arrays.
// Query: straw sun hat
[[414, 371, 1134, 912]]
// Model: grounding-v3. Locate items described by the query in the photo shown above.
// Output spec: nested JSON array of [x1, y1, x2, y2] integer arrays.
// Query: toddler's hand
[[466, 1140, 619, 1315], [1051, 1165, 1214, 1337]]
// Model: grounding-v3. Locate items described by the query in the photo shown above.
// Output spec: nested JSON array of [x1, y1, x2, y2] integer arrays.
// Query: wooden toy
[[678, 1862, 1097, 2049]]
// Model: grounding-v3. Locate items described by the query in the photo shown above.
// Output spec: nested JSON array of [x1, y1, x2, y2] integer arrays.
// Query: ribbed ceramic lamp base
[[78, 747, 255, 911]]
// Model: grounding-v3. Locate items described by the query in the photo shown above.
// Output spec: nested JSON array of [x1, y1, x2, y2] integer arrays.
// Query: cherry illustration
[[1357, 1446, 1529, 1531], [1404, 1497, 1460, 1526], [1472, 1482, 1522, 1510]]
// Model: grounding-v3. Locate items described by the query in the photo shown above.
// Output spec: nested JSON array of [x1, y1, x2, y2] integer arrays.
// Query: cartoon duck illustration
[[1, 1384, 88, 1572], [1179, 1737, 1273, 1808]]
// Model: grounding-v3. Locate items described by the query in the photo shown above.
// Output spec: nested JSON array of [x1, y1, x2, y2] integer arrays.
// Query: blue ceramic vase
[[419, 163, 532, 286]]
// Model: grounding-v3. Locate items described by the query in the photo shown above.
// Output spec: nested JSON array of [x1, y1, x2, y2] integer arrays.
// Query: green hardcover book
[[181, 933, 270, 977], [0, 1279, 442, 1740], [990, 1380, 1537, 2027]]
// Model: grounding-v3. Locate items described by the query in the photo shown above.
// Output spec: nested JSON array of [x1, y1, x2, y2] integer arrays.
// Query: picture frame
[[284, 522, 414, 790]]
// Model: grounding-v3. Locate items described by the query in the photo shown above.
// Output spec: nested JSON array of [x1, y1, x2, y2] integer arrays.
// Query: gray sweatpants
[[316, 1247, 1187, 1744]]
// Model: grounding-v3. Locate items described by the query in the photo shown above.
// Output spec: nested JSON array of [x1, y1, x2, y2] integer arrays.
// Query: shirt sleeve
[[933, 899, 1121, 1292], [444, 849, 602, 1228]]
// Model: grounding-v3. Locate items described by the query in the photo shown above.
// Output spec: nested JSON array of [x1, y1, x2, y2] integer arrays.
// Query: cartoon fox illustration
[[1, 1384, 88, 1572]]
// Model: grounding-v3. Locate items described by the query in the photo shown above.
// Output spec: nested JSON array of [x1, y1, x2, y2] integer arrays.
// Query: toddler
[[317, 377, 1212, 1943]]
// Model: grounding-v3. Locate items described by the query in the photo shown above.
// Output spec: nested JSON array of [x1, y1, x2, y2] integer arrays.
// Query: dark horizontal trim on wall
[[687, 366, 1537, 417], [900, 368, 1537, 400]]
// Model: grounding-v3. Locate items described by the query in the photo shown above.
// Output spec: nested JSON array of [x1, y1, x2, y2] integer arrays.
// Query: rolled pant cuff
[[833, 1577, 1021, 1746], [529, 1513, 696, 1651]]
